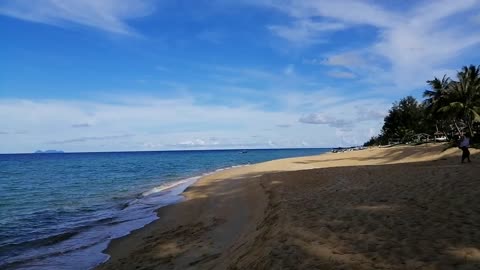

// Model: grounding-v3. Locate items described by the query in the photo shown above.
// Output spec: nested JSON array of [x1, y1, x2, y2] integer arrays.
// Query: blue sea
[[0, 148, 329, 269]]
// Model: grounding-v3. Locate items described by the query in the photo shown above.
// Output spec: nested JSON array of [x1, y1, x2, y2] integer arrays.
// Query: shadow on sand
[[98, 150, 479, 270]]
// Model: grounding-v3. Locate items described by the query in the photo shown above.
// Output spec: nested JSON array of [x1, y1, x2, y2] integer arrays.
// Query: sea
[[0, 148, 329, 269]]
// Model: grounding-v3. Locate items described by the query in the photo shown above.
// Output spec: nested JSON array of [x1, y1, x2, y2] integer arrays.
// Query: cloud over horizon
[[1, 0, 479, 153], [0, 95, 389, 153]]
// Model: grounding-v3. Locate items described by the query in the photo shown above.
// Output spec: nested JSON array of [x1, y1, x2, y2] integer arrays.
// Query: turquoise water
[[0, 148, 329, 269]]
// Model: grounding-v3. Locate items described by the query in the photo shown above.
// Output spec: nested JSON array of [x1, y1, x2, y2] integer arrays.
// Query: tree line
[[364, 65, 480, 146]]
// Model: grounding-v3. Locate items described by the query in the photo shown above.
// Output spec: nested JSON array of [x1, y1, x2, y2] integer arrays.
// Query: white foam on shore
[[142, 164, 249, 197], [142, 178, 196, 197], [7, 164, 249, 270]]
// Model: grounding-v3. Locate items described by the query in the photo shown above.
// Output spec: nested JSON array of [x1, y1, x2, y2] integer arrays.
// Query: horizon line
[[0, 147, 338, 155]]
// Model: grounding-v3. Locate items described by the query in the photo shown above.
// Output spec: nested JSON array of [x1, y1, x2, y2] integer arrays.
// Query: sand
[[97, 144, 480, 270]]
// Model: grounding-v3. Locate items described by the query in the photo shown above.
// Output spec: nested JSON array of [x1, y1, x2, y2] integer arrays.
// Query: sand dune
[[97, 144, 480, 269]]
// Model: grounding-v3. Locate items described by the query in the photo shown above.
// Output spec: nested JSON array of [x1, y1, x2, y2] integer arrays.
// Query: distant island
[[34, 150, 65, 154]]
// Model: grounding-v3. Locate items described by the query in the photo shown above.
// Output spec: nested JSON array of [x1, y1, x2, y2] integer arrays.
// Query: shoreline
[[2, 149, 329, 270], [97, 144, 480, 269], [93, 164, 251, 268]]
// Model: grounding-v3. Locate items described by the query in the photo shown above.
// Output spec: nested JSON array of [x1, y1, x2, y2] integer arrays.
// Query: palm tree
[[424, 75, 451, 111], [423, 75, 452, 133], [438, 65, 480, 136]]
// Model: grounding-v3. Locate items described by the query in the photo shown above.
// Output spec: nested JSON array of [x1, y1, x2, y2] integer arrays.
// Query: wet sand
[[97, 144, 480, 269]]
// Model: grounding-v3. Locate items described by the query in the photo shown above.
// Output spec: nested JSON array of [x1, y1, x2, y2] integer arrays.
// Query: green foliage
[[381, 96, 426, 141], [424, 75, 452, 119], [437, 65, 480, 135], [365, 64, 480, 146]]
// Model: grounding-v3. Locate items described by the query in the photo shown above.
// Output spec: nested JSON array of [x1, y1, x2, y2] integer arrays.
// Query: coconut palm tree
[[423, 75, 451, 113], [423, 75, 452, 133], [438, 65, 480, 136]]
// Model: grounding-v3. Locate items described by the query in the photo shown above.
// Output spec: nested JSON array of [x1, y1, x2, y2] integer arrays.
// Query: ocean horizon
[[1, 147, 330, 155], [0, 148, 330, 269]]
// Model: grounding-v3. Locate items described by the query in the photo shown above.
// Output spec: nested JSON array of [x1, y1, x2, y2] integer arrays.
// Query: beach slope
[[98, 145, 480, 269]]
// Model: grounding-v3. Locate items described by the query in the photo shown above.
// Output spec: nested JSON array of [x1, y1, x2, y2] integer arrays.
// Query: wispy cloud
[[0, 94, 390, 152], [355, 106, 387, 122], [259, 0, 399, 27], [256, 0, 480, 91], [298, 101, 388, 126], [72, 123, 91, 128], [168, 140, 278, 149], [299, 113, 352, 128], [372, 1, 480, 88], [327, 71, 356, 79], [6, 1, 452, 152], [268, 20, 345, 45], [0, 0, 155, 35], [322, 52, 368, 69], [48, 134, 133, 144]]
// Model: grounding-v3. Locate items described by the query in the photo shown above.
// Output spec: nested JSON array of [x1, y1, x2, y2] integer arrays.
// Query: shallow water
[[0, 148, 328, 269]]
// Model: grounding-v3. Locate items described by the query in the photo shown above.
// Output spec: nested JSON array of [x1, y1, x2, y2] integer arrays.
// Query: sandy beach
[[97, 144, 480, 270]]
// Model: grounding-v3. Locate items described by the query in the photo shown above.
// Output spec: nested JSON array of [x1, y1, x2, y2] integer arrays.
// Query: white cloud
[[0, 95, 390, 153], [169, 138, 279, 149], [49, 134, 133, 144], [261, 0, 399, 28], [256, 0, 480, 91], [411, 0, 477, 25], [355, 106, 387, 121], [294, 97, 389, 146], [322, 52, 367, 69], [0, 0, 155, 35], [299, 113, 352, 128], [379, 4, 480, 88], [268, 20, 345, 45], [177, 139, 208, 147]]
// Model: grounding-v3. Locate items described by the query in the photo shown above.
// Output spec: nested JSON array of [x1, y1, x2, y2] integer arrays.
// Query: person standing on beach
[[459, 133, 471, 163]]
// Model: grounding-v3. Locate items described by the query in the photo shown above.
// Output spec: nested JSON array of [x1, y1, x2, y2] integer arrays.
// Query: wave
[[1, 236, 108, 270], [141, 176, 200, 197], [1, 166, 248, 270], [0, 231, 79, 255], [1, 164, 252, 270], [140, 164, 247, 198]]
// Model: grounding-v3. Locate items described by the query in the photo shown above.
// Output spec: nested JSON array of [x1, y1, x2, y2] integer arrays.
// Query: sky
[[1, 0, 480, 153]]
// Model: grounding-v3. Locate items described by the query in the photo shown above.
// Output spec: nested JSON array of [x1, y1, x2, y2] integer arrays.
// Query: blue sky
[[1, 0, 480, 153]]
